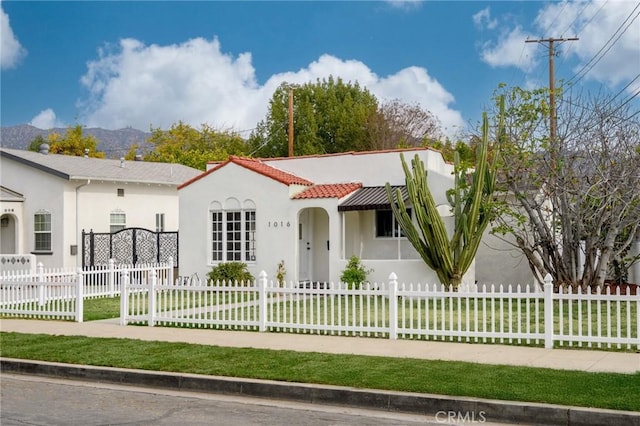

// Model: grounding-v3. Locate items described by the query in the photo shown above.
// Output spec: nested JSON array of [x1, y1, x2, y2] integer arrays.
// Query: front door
[[0, 214, 16, 254], [298, 210, 312, 283]]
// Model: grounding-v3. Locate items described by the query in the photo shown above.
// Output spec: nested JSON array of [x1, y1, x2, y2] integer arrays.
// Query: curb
[[2, 358, 638, 426]]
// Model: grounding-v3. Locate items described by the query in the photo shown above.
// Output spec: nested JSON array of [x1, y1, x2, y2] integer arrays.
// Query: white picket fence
[[0, 259, 173, 322], [122, 271, 640, 350]]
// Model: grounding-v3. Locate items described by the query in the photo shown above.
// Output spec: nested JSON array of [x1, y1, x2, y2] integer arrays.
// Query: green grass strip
[[1, 332, 638, 412]]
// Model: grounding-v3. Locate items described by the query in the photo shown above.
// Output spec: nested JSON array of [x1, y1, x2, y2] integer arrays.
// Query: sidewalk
[[2, 318, 638, 374]]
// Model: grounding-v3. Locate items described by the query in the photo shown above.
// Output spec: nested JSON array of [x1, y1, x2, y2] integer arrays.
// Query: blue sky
[[1, 1, 639, 140]]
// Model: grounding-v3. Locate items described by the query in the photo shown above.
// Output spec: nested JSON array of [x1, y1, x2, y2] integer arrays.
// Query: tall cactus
[[386, 97, 504, 289]]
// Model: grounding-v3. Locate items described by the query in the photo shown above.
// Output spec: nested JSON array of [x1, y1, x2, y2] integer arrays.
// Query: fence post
[[37, 262, 45, 307], [108, 258, 116, 297], [148, 269, 157, 327], [258, 270, 268, 332], [168, 256, 174, 285], [120, 268, 130, 326], [388, 272, 398, 340], [76, 268, 84, 323], [544, 273, 554, 349]]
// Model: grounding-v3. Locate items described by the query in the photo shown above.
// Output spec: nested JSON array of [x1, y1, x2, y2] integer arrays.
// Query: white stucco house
[[0, 147, 201, 269], [179, 147, 529, 286]]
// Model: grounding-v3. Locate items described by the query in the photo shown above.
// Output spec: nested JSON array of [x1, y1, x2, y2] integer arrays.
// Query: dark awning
[[338, 186, 408, 211]]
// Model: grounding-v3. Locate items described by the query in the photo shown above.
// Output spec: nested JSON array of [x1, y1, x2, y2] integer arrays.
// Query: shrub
[[276, 260, 286, 286], [340, 255, 373, 289], [207, 262, 254, 285]]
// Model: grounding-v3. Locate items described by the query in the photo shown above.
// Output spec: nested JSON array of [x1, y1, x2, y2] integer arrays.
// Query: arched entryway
[[298, 207, 330, 284], [0, 213, 18, 254]]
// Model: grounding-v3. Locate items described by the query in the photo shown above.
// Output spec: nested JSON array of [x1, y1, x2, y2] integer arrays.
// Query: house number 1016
[[268, 221, 291, 228]]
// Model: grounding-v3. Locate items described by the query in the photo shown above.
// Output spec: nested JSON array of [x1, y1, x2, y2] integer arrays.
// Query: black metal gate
[[82, 228, 178, 267]]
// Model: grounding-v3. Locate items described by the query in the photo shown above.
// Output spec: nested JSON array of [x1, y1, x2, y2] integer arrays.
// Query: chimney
[[38, 143, 50, 155], [84, 148, 89, 158], [120, 157, 125, 168]]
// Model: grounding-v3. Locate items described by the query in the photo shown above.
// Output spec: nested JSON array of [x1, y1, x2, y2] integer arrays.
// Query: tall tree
[[248, 77, 379, 157], [28, 125, 105, 158], [143, 122, 248, 170], [386, 97, 504, 288], [368, 99, 443, 150], [491, 86, 640, 288]]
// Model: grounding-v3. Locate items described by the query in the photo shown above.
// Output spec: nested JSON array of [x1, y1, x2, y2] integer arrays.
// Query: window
[[34, 211, 51, 252], [211, 209, 256, 263], [375, 209, 410, 238], [110, 211, 126, 233], [245, 210, 256, 261], [211, 211, 223, 261], [117, 188, 125, 197], [155, 213, 165, 232]]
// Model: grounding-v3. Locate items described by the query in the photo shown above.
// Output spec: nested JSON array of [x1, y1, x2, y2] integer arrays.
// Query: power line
[[566, 3, 640, 86], [561, 1, 591, 38], [541, 2, 569, 39], [525, 37, 579, 144], [574, 0, 609, 36]]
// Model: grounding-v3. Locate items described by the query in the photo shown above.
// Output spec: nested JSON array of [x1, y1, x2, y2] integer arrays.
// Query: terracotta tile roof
[[293, 183, 362, 200], [230, 156, 313, 186], [179, 156, 313, 189]]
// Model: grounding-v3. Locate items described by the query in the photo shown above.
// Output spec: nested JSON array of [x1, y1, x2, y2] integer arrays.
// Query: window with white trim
[[211, 208, 256, 263], [110, 211, 126, 233], [34, 211, 52, 252], [375, 209, 411, 238]]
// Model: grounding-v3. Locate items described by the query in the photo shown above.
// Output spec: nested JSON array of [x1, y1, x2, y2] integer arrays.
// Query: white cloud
[[478, 1, 640, 97], [385, 0, 423, 11], [479, 25, 537, 71], [535, 0, 640, 93], [473, 7, 497, 30], [29, 109, 63, 129], [79, 37, 465, 139], [0, 5, 27, 70]]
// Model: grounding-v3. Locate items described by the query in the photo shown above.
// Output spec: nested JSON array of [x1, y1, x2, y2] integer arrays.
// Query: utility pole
[[525, 37, 579, 150], [288, 87, 294, 157], [525, 37, 578, 270]]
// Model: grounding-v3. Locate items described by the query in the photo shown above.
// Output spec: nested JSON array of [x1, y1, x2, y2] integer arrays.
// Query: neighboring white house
[[0, 147, 201, 269], [180, 147, 516, 286]]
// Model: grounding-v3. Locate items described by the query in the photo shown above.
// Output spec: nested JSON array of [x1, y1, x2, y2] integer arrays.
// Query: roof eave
[[1, 150, 70, 180]]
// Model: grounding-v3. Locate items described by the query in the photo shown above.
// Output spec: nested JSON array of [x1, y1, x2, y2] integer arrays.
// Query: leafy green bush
[[276, 260, 287, 286], [207, 262, 254, 285], [340, 256, 373, 289]]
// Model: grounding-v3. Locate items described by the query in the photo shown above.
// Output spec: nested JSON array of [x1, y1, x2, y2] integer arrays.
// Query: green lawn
[[1, 331, 638, 412]]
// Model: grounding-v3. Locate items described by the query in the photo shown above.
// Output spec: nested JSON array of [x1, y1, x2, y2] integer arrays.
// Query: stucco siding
[[1, 159, 66, 267], [75, 182, 179, 233], [476, 232, 534, 286], [179, 162, 299, 282], [1, 154, 185, 269], [264, 149, 453, 189]]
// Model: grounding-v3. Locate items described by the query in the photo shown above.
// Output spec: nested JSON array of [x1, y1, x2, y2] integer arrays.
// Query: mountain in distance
[[0, 124, 154, 159]]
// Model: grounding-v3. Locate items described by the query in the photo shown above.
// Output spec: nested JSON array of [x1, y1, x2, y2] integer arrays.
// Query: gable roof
[[0, 186, 24, 202], [179, 156, 313, 189], [292, 183, 362, 200], [0, 148, 201, 185]]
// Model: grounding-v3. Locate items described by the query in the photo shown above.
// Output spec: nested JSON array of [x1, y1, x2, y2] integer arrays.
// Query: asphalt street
[[2, 374, 511, 426]]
